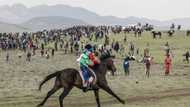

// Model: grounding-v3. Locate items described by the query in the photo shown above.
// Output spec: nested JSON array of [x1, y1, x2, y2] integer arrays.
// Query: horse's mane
[[100, 51, 114, 61]]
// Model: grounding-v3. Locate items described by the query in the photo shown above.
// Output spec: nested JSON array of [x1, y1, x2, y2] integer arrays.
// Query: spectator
[[6, 52, 9, 62], [183, 51, 190, 63], [26, 51, 32, 62], [45, 50, 50, 59], [123, 56, 130, 76], [164, 54, 172, 75], [51, 49, 55, 57], [144, 56, 153, 78]]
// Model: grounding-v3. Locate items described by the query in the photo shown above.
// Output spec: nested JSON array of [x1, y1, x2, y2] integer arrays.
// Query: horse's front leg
[[94, 89, 101, 107], [100, 84, 125, 104]]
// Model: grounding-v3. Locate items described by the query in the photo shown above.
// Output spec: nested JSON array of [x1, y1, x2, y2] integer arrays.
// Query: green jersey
[[79, 52, 91, 66]]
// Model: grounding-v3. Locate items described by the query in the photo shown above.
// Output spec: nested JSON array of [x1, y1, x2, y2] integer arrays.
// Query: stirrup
[[82, 86, 93, 92], [82, 83, 94, 92]]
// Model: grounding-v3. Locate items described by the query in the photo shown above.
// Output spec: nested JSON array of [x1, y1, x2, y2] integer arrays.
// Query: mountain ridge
[[21, 16, 87, 31], [0, 4, 190, 31]]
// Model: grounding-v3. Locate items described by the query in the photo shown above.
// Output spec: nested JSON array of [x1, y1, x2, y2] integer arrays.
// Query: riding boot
[[82, 82, 93, 92], [82, 87, 88, 92]]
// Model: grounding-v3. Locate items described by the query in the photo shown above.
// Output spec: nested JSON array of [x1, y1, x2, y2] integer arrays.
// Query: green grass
[[0, 31, 190, 107], [107, 31, 190, 64]]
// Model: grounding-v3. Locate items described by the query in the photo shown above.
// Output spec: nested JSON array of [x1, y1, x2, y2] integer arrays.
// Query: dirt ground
[[0, 49, 190, 107]]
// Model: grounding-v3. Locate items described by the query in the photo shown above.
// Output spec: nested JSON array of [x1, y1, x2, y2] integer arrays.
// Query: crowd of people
[[0, 24, 189, 80]]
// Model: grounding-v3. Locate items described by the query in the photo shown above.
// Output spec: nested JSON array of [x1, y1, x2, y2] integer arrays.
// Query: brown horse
[[37, 54, 125, 107]]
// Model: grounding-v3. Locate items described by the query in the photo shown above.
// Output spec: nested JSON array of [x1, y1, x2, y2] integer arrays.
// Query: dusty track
[[127, 88, 190, 103], [0, 88, 190, 107]]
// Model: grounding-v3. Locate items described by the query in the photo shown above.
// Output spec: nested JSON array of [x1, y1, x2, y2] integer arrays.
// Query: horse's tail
[[39, 71, 61, 91]]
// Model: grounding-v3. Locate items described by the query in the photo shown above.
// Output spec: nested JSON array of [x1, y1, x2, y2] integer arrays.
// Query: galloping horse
[[37, 53, 125, 107]]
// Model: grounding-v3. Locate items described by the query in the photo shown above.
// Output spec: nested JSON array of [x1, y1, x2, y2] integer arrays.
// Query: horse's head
[[100, 51, 117, 76], [105, 56, 117, 76]]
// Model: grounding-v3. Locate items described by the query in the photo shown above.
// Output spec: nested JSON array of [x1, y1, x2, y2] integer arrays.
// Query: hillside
[[0, 21, 29, 32], [21, 16, 87, 31], [0, 4, 190, 30]]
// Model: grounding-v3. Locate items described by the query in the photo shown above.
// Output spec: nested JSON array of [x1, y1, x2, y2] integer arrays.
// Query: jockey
[[78, 44, 99, 90]]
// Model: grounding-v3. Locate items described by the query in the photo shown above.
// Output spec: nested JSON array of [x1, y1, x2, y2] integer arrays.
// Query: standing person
[[54, 41, 58, 51], [45, 50, 50, 59], [70, 41, 74, 53], [164, 42, 170, 55], [144, 43, 150, 57], [114, 41, 120, 53], [6, 52, 9, 62], [129, 42, 135, 56], [51, 48, 55, 57], [41, 43, 44, 50], [74, 42, 80, 56], [64, 41, 69, 54], [123, 56, 130, 76], [184, 51, 190, 63], [60, 42, 63, 50], [26, 51, 32, 62], [32, 46, 36, 56], [41, 43, 45, 56], [144, 56, 153, 78], [164, 54, 172, 75], [41, 49, 44, 56], [124, 35, 127, 43]]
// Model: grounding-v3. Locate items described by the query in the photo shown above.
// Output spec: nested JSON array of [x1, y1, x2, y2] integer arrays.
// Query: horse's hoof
[[121, 100, 125, 104], [37, 104, 42, 107]]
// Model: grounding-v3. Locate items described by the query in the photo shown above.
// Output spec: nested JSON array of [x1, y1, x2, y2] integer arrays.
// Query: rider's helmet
[[85, 44, 93, 52]]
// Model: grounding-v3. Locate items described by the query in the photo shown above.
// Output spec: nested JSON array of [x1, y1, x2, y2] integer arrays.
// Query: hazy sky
[[0, 0, 189, 20]]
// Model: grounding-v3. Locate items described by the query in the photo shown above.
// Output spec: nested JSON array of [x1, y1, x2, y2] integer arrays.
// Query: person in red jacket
[[164, 54, 172, 75], [89, 52, 100, 66]]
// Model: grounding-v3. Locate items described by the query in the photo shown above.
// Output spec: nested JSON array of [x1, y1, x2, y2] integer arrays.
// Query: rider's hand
[[89, 61, 94, 66], [94, 57, 101, 64]]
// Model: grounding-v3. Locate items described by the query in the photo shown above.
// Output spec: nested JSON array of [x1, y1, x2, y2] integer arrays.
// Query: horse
[[167, 30, 175, 37], [152, 31, 162, 39], [37, 53, 125, 107], [186, 30, 190, 36]]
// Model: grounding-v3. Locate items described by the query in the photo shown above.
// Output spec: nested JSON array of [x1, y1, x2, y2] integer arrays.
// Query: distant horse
[[167, 30, 175, 37], [152, 31, 162, 39], [186, 30, 190, 36], [37, 53, 125, 107]]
